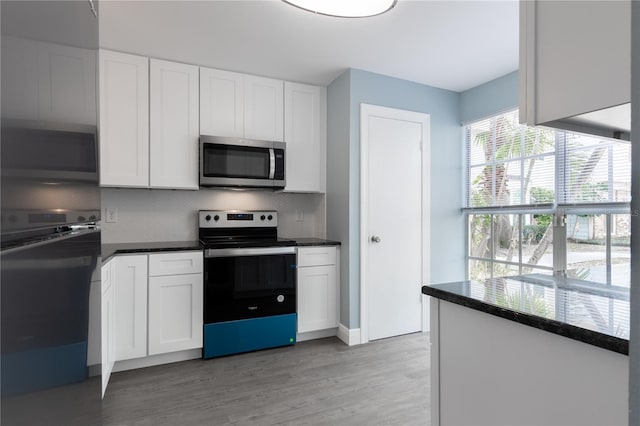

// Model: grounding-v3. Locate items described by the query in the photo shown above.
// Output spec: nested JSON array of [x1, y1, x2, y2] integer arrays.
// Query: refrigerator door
[[1, 228, 102, 424], [1, 1, 102, 424]]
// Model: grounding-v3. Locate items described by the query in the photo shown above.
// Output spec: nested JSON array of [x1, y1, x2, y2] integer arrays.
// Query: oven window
[[204, 253, 296, 323], [203, 145, 270, 179]]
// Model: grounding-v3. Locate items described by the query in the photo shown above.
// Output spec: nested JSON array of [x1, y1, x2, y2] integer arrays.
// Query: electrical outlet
[[295, 209, 304, 222], [105, 207, 118, 223]]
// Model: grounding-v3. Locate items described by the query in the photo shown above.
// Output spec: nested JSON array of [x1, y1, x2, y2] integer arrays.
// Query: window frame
[[464, 109, 631, 286]]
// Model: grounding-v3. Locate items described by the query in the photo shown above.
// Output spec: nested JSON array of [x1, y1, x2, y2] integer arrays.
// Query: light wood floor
[[103, 332, 430, 426]]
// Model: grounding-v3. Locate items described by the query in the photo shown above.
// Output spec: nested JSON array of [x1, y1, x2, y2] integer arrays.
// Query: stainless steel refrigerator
[[1, 1, 102, 424]]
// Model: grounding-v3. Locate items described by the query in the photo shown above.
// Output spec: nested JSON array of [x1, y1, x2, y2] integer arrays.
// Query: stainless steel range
[[199, 210, 297, 359]]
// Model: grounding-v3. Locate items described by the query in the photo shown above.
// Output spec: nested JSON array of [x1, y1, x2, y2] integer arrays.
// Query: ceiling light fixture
[[282, 0, 397, 18]]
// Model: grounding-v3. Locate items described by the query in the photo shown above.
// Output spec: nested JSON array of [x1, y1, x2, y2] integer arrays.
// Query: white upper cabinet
[[520, 0, 631, 136], [99, 49, 149, 187], [150, 59, 199, 189], [199, 68, 244, 137], [38, 42, 97, 125], [2, 36, 95, 125], [284, 82, 326, 193], [1, 37, 39, 121], [200, 68, 284, 141], [244, 75, 284, 142]]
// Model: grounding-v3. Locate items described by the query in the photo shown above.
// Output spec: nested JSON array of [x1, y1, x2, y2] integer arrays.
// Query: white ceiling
[[99, 0, 519, 92]]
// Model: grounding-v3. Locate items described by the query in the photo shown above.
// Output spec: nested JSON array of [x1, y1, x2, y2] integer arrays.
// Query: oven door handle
[[205, 246, 296, 258], [268, 148, 275, 180]]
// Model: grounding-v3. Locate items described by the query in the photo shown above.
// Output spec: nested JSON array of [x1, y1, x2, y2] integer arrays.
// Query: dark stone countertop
[[102, 238, 340, 262], [422, 274, 629, 355], [286, 238, 341, 247], [102, 241, 203, 262]]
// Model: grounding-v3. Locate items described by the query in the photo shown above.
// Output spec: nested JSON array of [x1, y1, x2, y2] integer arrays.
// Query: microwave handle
[[269, 148, 275, 179]]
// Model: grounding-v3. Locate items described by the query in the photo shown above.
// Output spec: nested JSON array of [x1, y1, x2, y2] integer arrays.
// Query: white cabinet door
[[150, 59, 199, 189], [1, 37, 41, 121], [199, 67, 244, 137], [297, 265, 338, 333], [2, 36, 96, 125], [284, 82, 325, 192], [244, 75, 284, 142], [520, 0, 630, 127], [101, 260, 115, 398], [113, 255, 148, 361], [148, 273, 203, 355], [38, 42, 97, 125], [99, 50, 149, 187]]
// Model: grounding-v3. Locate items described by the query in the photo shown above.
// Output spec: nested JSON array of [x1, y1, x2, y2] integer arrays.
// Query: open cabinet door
[[101, 260, 115, 398]]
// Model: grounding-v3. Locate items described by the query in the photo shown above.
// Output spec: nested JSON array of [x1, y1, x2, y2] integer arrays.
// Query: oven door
[[200, 136, 284, 188], [204, 247, 296, 323]]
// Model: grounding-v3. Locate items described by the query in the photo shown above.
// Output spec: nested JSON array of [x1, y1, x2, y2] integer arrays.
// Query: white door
[[361, 104, 429, 342]]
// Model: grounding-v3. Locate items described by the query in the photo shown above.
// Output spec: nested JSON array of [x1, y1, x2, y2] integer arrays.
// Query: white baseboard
[[297, 328, 337, 342], [337, 324, 361, 346], [113, 348, 202, 373]]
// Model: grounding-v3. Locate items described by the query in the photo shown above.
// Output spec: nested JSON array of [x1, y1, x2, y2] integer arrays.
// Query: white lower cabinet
[[148, 252, 203, 355], [297, 247, 339, 334], [107, 250, 203, 367], [113, 254, 148, 361]]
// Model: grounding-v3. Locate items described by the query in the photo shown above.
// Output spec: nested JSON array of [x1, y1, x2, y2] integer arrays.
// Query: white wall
[[101, 188, 325, 244]]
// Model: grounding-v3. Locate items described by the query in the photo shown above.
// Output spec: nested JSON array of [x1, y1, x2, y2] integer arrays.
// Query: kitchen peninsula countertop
[[422, 274, 629, 354]]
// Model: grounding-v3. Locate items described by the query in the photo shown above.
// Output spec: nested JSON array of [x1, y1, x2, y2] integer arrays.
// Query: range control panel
[[199, 210, 278, 228]]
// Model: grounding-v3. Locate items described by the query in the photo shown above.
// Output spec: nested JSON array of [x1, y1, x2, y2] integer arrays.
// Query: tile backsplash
[[100, 188, 326, 244]]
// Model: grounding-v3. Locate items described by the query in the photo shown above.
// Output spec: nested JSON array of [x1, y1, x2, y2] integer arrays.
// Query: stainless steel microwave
[[199, 136, 285, 189]]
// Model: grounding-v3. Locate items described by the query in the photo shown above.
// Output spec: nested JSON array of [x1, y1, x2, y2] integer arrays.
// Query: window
[[465, 110, 631, 287]]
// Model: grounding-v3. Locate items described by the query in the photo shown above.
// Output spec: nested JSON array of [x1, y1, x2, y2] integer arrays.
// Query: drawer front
[[297, 246, 336, 267], [149, 251, 203, 276]]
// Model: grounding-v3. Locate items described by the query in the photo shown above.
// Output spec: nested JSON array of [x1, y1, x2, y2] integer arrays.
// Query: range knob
[[267, 214, 273, 221], [205, 214, 211, 221], [260, 215, 266, 221], [214, 215, 220, 221]]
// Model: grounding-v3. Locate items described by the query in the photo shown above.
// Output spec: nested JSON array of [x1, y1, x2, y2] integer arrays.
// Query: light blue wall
[[326, 71, 352, 326], [460, 71, 519, 123], [327, 68, 520, 329], [327, 68, 464, 329]]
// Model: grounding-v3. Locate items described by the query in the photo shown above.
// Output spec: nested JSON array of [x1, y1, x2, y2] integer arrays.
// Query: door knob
[[371, 235, 381, 243]]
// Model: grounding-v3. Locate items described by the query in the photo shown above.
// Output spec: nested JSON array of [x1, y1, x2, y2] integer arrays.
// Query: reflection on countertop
[[422, 273, 629, 354], [102, 238, 341, 262]]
